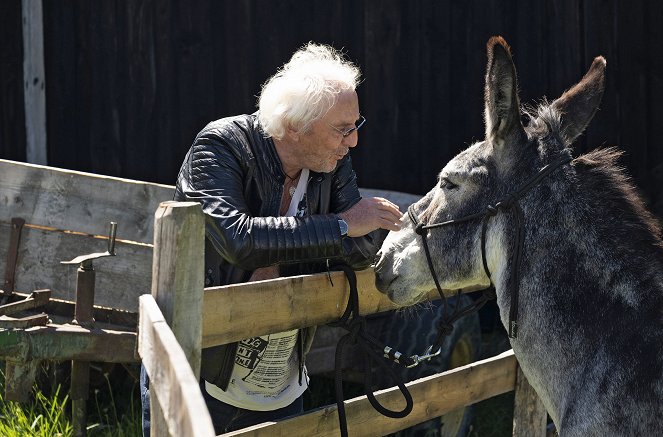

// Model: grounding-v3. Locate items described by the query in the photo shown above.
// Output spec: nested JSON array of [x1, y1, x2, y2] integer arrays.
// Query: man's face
[[294, 90, 361, 173]]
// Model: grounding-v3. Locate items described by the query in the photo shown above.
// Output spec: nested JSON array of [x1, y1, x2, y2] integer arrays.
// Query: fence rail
[[140, 201, 548, 437]]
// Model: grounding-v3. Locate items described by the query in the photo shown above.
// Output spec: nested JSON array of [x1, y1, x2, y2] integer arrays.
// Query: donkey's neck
[[494, 201, 663, 428]]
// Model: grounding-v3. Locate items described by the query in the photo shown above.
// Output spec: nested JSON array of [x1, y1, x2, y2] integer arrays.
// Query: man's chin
[[313, 162, 339, 174]]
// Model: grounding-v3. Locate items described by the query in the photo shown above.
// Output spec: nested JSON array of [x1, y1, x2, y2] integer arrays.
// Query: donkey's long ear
[[551, 57, 606, 145], [484, 36, 526, 150]]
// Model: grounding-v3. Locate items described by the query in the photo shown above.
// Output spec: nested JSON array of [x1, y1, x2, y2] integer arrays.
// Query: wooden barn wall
[[2, 0, 663, 217], [0, 0, 26, 162]]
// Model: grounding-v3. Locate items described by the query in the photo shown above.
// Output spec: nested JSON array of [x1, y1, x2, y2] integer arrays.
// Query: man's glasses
[[329, 115, 367, 138]]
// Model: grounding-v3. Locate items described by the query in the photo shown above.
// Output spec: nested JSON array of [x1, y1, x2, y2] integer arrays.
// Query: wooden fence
[[0, 159, 548, 435], [139, 201, 548, 437]]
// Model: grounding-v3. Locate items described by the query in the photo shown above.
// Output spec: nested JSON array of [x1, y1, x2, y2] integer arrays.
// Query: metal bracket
[[2, 217, 25, 298], [61, 222, 117, 266]]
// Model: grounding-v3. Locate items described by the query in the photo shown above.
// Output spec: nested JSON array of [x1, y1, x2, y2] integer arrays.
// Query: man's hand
[[249, 266, 280, 282], [338, 197, 403, 237]]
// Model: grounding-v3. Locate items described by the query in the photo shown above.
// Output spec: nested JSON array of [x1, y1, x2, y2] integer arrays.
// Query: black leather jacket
[[174, 113, 378, 390]]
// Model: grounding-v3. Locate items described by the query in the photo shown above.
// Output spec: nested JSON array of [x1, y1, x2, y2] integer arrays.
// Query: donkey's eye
[[441, 177, 459, 190]]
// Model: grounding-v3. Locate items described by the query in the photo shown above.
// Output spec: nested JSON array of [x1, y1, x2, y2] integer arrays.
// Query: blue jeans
[[140, 364, 304, 436]]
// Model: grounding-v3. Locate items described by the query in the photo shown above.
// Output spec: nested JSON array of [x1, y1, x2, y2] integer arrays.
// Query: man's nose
[[343, 132, 359, 148]]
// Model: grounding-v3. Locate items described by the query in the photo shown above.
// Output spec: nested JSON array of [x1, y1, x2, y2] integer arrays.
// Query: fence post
[[21, 0, 48, 164], [512, 365, 548, 437], [149, 201, 205, 437]]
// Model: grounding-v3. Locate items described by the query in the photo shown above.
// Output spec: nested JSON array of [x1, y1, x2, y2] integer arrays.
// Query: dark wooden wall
[[0, 0, 25, 162], [3, 0, 663, 217]]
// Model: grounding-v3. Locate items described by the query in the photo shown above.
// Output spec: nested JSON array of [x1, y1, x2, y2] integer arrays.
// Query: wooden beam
[[512, 365, 548, 437], [21, 0, 47, 165], [202, 269, 486, 348], [0, 159, 174, 242], [138, 295, 215, 437], [222, 350, 517, 437], [0, 323, 136, 362]]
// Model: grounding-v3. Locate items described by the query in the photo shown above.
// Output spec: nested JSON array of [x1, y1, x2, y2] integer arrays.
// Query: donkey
[[374, 36, 663, 436]]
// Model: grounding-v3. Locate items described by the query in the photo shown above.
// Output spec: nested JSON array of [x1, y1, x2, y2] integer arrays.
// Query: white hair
[[257, 42, 361, 139]]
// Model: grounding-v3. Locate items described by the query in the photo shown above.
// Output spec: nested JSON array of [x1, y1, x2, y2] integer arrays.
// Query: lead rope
[[328, 263, 493, 437], [329, 264, 413, 437]]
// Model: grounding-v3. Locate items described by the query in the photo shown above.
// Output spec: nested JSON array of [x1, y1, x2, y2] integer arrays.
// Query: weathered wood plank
[[138, 295, 215, 437], [150, 201, 205, 437], [0, 323, 136, 362], [512, 365, 548, 437], [202, 268, 485, 348], [21, 0, 47, 165], [223, 350, 517, 437], [0, 159, 174, 243], [0, 221, 152, 312], [151, 201, 204, 378]]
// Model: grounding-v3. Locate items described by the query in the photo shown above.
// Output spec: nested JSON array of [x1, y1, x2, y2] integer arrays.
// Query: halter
[[408, 149, 573, 338]]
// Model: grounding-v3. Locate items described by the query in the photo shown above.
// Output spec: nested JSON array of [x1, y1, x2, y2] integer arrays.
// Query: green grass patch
[[0, 364, 141, 436], [0, 383, 72, 436]]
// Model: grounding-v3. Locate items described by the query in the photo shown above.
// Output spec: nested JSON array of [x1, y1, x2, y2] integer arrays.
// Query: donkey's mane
[[573, 148, 663, 249], [528, 100, 663, 253]]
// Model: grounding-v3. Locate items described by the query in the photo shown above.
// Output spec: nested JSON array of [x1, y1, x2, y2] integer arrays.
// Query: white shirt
[[204, 169, 310, 410]]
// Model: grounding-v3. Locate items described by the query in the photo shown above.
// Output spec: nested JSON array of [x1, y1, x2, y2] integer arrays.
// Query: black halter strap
[[408, 150, 573, 338]]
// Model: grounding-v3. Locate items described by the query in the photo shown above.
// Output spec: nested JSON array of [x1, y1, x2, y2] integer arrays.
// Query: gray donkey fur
[[374, 36, 663, 436]]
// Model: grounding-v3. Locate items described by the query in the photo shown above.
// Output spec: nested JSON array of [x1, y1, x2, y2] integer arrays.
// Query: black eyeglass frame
[[329, 115, 367, 138]]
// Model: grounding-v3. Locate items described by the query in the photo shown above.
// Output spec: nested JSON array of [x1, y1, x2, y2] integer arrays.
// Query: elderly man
[[141, 42, 402, 435]]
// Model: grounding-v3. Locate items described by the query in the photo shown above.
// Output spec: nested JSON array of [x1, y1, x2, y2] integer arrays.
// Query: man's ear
[[285, 125, 300, 142]]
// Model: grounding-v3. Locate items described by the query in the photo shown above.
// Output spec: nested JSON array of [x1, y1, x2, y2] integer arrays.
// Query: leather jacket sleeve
[[175, 120, 377, 272]]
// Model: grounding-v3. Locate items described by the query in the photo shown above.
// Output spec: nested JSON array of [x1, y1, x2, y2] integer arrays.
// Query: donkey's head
[[375, 36, 606, 306]]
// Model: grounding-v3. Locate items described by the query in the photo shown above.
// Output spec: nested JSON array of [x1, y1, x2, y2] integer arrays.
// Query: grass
[[0, 384, 72, 436], [0, 363, 142, 437]]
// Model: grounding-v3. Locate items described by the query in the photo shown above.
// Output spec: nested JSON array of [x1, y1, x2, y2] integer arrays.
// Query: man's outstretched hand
[[338, 197, 403, 237]]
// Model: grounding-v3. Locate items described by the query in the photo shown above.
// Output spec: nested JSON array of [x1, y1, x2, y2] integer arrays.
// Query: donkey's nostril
[[374, 269, 397, 293]]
